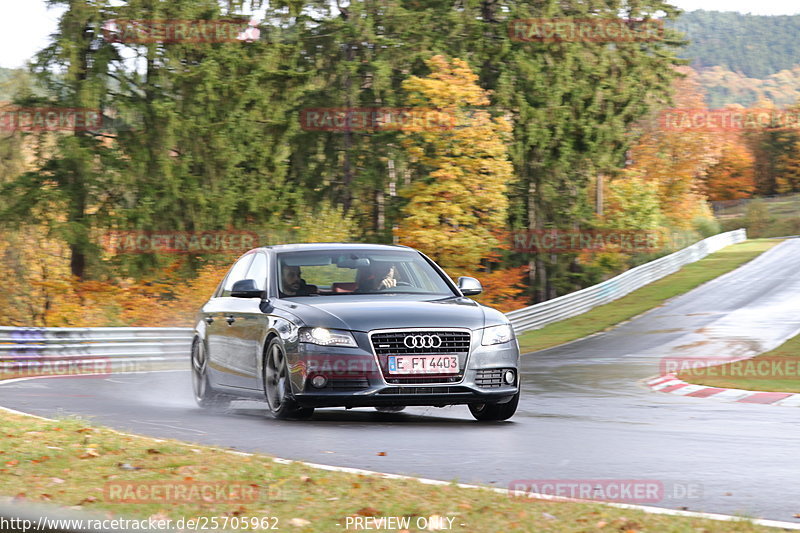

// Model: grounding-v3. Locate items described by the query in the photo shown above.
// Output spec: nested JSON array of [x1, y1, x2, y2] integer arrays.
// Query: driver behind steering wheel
[[357, 263, 396, 292]]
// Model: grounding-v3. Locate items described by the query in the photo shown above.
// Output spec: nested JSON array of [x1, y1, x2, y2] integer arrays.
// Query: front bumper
[[288, 331, 520, 408]]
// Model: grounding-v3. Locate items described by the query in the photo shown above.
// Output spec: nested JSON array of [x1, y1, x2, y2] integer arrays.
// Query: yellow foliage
[[395, 55, 514, 271]]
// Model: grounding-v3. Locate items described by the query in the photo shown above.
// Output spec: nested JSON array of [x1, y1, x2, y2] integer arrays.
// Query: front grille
[[370, 330, 471, 355], [475, 369, 505, 389], [370, 329, 471, 385]]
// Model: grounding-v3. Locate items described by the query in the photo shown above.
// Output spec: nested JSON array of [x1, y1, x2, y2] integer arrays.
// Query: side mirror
[[231, 279, 264, 298], [457, 276, 482, 296]]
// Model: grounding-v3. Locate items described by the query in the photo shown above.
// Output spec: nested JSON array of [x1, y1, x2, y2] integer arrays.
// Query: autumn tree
[[624, 67, 717, 229], [395, 55, 513, 272], [601, 177, 664, 230], [704, 137, 756, 201]]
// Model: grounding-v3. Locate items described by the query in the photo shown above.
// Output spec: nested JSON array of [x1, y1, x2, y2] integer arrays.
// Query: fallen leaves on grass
[[79, 448, 100, 459]]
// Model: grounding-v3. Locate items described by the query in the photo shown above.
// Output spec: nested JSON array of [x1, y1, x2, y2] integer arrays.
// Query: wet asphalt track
[[2, 240, 800, 522]]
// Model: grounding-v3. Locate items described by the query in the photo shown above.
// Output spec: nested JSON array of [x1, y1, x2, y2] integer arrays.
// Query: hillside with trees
[[674, 11, 800, 108], [674, 11, 800, 79]]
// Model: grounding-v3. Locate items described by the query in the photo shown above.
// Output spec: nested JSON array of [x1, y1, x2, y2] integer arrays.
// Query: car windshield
[[276, 249, 455, 297]]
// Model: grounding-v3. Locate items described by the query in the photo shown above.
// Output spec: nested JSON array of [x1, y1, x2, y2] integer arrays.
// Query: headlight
[[299, 327, 358, 347], [481, 324, 514, 346]]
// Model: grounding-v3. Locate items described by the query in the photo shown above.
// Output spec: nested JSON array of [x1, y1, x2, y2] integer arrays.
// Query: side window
[[221, 254, 255, 297], [246, 253, 268, 290]]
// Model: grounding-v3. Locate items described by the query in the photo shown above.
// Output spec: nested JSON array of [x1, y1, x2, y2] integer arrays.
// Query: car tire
[[191, 338, 231, 409], [468, 390, 519, 421], [263, 338, 314, 420], [375, 406, 406, 413]]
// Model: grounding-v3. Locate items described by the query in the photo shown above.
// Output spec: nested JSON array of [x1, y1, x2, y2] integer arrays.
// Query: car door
[[224, 251, 269, 390], [207, 253, 254, 387]]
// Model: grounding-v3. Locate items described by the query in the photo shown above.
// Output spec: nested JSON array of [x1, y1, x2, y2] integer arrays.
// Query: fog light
[[311, 375, 328, 388], [503, 370, 516, 385]]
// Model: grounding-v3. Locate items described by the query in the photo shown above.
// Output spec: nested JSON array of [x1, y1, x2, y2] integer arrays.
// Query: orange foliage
[[0, 232, 230, 327], [704, 138, 756, 201], [625, 67, 717, 228], [471, 266, 529, 313]]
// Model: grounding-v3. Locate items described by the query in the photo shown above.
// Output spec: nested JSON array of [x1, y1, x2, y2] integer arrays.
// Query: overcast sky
[[1, 0, 799, 69]]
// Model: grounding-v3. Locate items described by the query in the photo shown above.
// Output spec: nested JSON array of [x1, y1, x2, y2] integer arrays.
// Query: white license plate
[[387, 355, 459, 374]]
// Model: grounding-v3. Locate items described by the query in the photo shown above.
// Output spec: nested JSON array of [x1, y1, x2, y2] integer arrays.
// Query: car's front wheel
[[191, 338, 230, 409], [468, 390, 519, 421], [263, 338, 314, 420]]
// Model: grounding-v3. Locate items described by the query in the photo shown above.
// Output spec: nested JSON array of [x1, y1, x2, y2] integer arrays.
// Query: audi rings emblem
[[404, 335, 442, 349]]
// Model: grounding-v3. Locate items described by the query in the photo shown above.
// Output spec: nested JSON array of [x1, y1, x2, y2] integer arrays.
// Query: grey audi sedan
[[191, 243, 520, 421]]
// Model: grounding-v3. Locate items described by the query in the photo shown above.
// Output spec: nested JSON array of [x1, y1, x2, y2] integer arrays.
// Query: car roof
[[257, 242, 414, 253]]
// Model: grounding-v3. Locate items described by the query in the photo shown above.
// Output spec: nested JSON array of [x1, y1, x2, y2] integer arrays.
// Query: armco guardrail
[[506, 229, 747, 333], [0, 326, 192, 377]]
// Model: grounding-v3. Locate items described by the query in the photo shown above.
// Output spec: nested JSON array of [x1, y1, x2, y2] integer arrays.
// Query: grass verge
[[517, 239, 781, 354], [0, 409, 779, 532], [676, 332, 800, 393]]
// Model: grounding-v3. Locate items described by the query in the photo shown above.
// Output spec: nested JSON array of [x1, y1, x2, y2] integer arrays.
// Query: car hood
[[278, 294, 501, 331]]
